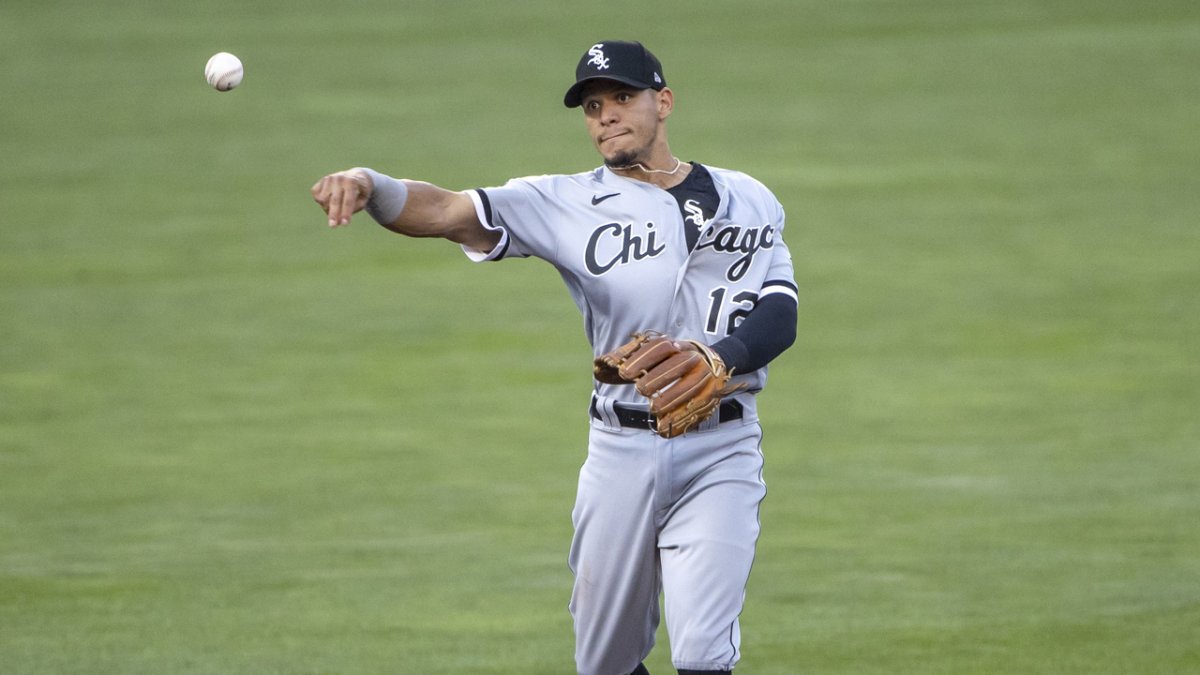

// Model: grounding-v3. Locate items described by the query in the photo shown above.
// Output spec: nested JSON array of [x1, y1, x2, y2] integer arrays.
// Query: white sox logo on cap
[[587, 44, 610, 70], [564, 40, 666, 108]]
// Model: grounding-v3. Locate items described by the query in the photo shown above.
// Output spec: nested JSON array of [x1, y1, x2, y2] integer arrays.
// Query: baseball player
[[312, 40, 797, 675]]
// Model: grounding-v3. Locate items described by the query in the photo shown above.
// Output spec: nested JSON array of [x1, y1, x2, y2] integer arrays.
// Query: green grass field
[[2, 0, 1198, 672]]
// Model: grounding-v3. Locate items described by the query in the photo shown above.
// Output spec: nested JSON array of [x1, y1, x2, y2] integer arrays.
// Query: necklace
[[611, 157, 684, 175]]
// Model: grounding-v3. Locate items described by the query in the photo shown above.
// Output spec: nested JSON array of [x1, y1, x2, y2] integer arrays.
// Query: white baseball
[[205, 52, 244, 91]]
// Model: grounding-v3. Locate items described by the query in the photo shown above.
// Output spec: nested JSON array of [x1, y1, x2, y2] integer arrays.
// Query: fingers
[[327, 177, 351, 227], [310, 175, 334, 225], [311, 170, 371, 228], [310, 174, 345, 228], [328, 173, 356, 228]]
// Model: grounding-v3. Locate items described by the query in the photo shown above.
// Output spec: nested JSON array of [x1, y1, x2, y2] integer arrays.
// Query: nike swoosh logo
[[591, 192, 621, 206]]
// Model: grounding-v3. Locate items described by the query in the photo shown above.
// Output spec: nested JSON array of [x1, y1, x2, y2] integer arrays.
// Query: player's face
[[580, 82, 672, 168]]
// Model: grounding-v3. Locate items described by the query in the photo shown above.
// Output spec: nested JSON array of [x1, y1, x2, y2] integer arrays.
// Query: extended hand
[[311, 169, 373, 227]]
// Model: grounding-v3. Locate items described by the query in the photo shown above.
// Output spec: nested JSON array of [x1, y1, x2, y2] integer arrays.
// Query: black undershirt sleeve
[[710, 293, 797, 374]]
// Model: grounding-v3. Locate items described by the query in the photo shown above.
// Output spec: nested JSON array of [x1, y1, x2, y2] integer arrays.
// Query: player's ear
[[656, 87, 674, 120]]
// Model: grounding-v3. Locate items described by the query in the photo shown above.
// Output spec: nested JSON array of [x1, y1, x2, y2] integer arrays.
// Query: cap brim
[[563, 75, 654, 108]]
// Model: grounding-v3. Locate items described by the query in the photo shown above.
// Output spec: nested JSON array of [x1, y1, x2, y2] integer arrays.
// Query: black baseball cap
[[563, 40, 666, 108]]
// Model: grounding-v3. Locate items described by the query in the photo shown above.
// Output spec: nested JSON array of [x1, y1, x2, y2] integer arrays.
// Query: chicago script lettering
[[697, 223, 776, 281], [584, 222, 666, 275]]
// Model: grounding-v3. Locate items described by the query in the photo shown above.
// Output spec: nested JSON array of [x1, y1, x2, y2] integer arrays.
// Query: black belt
[[590, 396, 743, 430]]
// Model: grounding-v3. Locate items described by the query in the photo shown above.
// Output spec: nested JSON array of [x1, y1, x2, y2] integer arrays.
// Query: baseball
[[205, 52, 243, 91]]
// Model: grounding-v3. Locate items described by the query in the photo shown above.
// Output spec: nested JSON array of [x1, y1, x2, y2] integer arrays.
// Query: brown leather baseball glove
[[594, 331, 743, 438]]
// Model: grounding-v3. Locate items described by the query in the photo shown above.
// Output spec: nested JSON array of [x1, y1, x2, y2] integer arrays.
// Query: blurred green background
[[2, 0, 1198, 673]]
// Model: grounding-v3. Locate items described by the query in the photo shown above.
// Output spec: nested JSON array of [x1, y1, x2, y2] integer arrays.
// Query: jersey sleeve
[[461, 175, 564, 263], [760, 199, 799, 304]]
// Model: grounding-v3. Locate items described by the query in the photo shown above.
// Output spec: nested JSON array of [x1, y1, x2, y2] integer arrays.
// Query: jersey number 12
[[706, 287, 757, 336]]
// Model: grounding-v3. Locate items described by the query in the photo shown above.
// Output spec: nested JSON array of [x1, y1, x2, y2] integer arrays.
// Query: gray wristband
[[356, 168, 409, 225]]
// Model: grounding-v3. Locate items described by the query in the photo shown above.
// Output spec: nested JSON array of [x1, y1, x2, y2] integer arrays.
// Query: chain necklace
[[610, 157, 684, 175]]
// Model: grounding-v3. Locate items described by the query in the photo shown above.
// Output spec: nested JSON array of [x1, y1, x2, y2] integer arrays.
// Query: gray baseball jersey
[[465, 164, 795, 388], [464, 163, 796, 674]]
